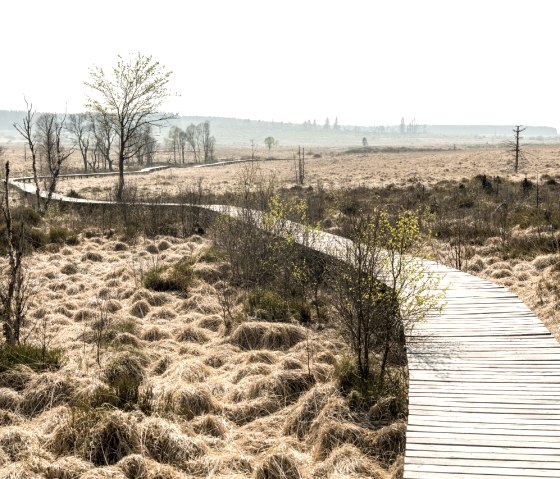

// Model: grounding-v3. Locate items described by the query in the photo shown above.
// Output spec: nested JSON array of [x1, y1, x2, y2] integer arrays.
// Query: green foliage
[[244, 289, 310, 323], [12, 206, 42, 227], [143, 260, 193, 293], [48, 225, 74, 244], [0, 343, 63, 373]]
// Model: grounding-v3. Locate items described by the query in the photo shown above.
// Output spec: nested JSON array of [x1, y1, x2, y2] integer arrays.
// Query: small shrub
[[12, 206, 42, 226], [67, 189, 84, 199], [82, 251, 103, 262], [48, 226, 78, 245], [114, 242, 128, 251], [143, 261, 193, 294], [245, 290, 309, 323], [0, 344, 63, 373], [61, 263, 79, 275]]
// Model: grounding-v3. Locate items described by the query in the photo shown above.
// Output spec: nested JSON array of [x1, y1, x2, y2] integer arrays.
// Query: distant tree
[[399, 117, 405, 134], [90, 113, 115, 171], [264, 136, 276, 151], [85, 53, 174, 201], [35, 113, 74, 210], [506, 125, 527, 173], [133, 124, 157, 166], [185, 124, 201, 163], [313, 120, 317, 128], [362, 137, 368, 147], [200, 121, 216, 163], [324, 117, 330, 130], [67, 113, 92, 172], [333, 117, 340, 130], [14, 103, 72, 214]]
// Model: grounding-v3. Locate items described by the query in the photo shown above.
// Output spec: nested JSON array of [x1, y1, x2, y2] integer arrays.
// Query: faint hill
[[1, 110, 557, 147]]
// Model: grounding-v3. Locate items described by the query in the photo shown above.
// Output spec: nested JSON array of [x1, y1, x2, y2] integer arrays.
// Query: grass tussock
[[223, 397, 280, 425], [191, 414, 227, 438], [160, 359, 209, 383], [247, 371, 315, 405], [175, 325, 211, 344], [162, 385, 219, 420], [316, 444, 388, 479], [19, 373, 74, 416], [284, 384, 338, 439], [141, 416, 207, 467], [230, 322, 306, 350], [48, 408, 141, 466], [373, 421, 407, 467], [312, 421, 376, 461], [102, 353, 145, 407], [254, 449, 302, 479], [130, 300, 150, 318]]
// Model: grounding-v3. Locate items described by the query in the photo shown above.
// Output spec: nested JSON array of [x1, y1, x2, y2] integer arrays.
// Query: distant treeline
[[1, 111, 557, 148]]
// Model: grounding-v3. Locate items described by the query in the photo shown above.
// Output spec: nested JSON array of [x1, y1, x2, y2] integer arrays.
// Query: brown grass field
[[1, 142, 560, 477]]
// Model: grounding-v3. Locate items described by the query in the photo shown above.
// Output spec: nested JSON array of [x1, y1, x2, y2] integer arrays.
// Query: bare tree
[[13, 101, 41, 210], [0, 161, 29, 345], [85, 53, 174, 200], [133, 124, 157, 166], [90, 113, 115, 171], [67, 113, 92, 172], [35, 113, 73, 212], [200, 121, 215, 163], [14, 105, 72, 214], [185, 124, 201, 163], [506, 125, 526, 173], [264, 136, 276, 152]]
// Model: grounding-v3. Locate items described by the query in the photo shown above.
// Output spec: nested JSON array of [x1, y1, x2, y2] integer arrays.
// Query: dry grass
[[49, 145, 560, 197], [0, 210, 405, 477]]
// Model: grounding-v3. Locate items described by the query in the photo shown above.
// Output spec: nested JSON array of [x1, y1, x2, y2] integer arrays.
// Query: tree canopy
[[85, 53, 174, 200]]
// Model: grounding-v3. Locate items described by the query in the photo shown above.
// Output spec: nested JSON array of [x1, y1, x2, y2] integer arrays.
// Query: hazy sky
[[2, 0, 559, 128]]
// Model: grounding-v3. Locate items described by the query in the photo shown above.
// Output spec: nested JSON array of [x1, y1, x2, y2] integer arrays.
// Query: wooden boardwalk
[[7, 174, 560, 478]]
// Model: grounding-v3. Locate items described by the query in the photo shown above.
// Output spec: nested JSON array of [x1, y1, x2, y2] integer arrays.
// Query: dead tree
[[35, 113, 73, 213], [295, 146, 305, 185], [13, 101, 41, 211], [507, 125, 526, 173], [67, 113, 92, 172], [0, 162, 28, 345]]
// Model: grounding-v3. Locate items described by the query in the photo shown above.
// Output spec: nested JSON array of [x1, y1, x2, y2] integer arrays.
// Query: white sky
[[1, 0, 559, 129]]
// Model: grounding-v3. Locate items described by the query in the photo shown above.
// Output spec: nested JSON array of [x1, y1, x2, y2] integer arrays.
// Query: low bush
[[245, 289, 310, 323], [143, 260, 193, 294]]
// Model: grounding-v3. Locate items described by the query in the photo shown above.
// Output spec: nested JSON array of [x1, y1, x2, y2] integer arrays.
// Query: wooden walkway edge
[[7, 172, 560, 479]]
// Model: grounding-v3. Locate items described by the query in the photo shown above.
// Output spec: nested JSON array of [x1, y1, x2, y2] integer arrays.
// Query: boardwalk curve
[[7, 170, 560, 478]]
